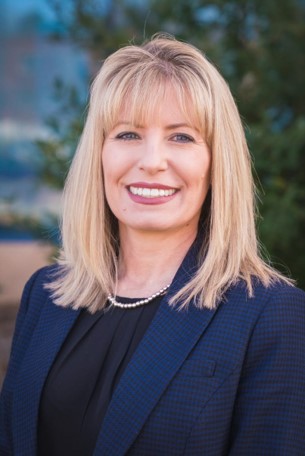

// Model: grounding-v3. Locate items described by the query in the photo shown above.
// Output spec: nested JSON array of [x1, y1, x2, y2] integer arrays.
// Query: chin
[[119, 218, 172, 233]]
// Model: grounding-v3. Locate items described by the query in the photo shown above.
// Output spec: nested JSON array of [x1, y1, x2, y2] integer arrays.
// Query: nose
[[138, 136, 168, 174]]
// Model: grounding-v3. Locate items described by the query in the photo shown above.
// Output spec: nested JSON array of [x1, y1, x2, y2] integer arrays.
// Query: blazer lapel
[[12, 299, 80, 455], [94, 239, 218, 456]]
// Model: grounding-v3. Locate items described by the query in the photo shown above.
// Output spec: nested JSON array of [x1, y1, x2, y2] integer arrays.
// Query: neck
[[116, 227, 197, 298]]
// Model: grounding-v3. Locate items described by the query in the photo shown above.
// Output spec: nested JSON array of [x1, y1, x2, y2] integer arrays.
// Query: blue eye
[[116, 132, 139, 140], [173, 134, 194, 143]]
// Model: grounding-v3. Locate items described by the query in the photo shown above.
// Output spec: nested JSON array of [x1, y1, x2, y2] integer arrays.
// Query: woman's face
[[102, 87, 211, 238]]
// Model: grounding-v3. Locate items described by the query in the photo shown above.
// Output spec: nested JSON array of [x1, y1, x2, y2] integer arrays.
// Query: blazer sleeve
[[0, 267, 46, 456], [228, 285, 305, 455]]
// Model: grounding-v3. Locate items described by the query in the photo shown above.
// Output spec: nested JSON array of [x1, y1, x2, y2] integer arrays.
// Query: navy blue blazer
[[1, 242, 305, 455]]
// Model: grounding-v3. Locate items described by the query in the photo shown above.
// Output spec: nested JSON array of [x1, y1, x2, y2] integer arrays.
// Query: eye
[[172, 133, 194, 143], [116, 131, 140, 141]]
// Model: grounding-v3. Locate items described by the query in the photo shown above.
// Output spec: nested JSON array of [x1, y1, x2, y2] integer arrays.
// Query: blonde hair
[[47, 34, 292, 312]]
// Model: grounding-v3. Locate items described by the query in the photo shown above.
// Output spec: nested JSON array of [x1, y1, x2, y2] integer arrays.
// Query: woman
[[1, 34, 305, 456]]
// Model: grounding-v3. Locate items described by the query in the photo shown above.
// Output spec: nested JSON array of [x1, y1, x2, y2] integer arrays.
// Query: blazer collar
[[94, 236, 218, 456]]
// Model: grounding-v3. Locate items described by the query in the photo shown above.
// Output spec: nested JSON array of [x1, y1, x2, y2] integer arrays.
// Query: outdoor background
[[1, 0, 305, 388]]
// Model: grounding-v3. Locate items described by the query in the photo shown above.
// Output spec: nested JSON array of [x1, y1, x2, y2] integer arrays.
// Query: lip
[[127, 182, 178, 190], [126, 182, 179, 205]]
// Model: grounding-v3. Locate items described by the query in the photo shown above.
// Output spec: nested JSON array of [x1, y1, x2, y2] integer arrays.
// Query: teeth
[[129, 186, 176, 198]]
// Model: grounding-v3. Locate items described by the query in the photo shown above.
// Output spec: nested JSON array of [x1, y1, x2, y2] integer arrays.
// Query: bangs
[[97, 63, 212, 142]]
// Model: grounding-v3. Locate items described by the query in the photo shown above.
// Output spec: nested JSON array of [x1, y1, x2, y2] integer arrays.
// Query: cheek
[[103, 150, 130, 184], [191, 165, 211, 189], [187, 151, 211, 182], [200, 158, 211, 186], [102, 166, 118, 209], [102, 154, 120, 188], [102, 153, 114, 178], [200, 171, 211, 186]]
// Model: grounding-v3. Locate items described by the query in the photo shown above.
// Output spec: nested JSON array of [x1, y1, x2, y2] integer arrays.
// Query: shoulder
[[22, 264, 60, 304], [220, 280, 305, 347], [227, 278, 305, 313], [228, 280, 305, 364], [25, 263, 60, 290], [224, 282, 305, 454], [253, 281, 305, 339], [10, 264, 62, 348], [216, 280, 305, 393], [1, 264, 62, 392], [251, 280, 305, 325]]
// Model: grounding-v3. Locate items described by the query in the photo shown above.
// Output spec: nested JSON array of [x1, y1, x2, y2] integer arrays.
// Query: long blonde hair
[[47, 34, 291, 312]]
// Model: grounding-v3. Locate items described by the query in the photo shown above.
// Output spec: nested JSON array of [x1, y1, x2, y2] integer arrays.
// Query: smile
[[129, 186, 177, 198]]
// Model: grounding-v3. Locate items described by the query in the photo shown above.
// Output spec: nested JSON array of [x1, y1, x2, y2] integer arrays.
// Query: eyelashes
[[115, 132, 140, 141], [172, 134, 195, 143], [115, 131, 195, 143]]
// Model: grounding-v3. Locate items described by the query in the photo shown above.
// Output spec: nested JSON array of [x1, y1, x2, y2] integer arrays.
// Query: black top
[[37, 296, 163, 456]]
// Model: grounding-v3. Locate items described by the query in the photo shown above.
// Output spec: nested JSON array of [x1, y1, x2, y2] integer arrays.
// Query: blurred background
[[0, 0, 304, 387]]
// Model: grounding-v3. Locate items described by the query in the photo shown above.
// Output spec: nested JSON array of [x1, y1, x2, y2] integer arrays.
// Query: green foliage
[[36, 78, 85, 189], [40, 0, 305, 287]]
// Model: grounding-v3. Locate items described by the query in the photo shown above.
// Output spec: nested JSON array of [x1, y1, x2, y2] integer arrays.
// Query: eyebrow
[[164, 123, 193, 130], [113, 121, 194, 130]]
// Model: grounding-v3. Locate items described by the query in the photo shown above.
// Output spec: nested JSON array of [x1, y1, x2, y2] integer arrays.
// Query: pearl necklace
[[107, 284, 171, 309]]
